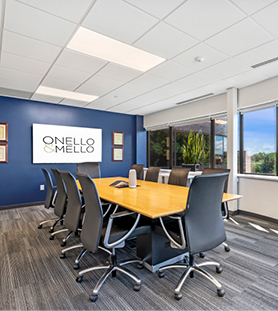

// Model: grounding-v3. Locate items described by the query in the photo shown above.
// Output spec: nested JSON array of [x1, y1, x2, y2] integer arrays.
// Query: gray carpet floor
[[0, 205, 278, 310]]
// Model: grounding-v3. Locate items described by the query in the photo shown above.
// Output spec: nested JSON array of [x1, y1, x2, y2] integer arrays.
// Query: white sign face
[[33, 124, 102, 163]]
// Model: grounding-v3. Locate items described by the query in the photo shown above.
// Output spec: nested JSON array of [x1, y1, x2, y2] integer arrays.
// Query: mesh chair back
[[75, 172, 103, 253], [76, 162, 101, 178], [168, 167, 191, 187], [202, 168, 230, 192], [50, 168, 67, 218], [145, 166, 160, 182], [59, 171, 82, 232], [131, 164, 145, 180], [185, 173, 228, 255], [41, 168, 55, 208]]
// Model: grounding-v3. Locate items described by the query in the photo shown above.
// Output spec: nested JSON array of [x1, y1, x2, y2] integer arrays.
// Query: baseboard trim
[[236, 210, 278, 224], [0, 202, 44, 211]]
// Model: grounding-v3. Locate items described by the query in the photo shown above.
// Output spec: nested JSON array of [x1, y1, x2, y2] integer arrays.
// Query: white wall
[[144, 93, 226, 128], [143, 76, 278, 220], [238, 176, 278, 219]]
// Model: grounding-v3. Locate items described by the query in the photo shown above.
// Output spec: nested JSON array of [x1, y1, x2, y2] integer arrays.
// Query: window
[[215, 117, 227, 168], [172, 120, 211, 168], [149, 128, 170, 168], [241, 107, 276, 175]]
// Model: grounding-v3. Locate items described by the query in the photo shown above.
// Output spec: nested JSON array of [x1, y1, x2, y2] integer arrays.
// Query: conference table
[[78, 177, 242, 271]]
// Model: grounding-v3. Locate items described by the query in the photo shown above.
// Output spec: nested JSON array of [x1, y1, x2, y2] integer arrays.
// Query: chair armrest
[[103, 211, 141, 249], [159, 216, 186, 250]]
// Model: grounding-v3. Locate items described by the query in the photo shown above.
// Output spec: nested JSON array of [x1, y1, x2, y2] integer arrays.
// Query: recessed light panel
[[36, 86, 98, 102], [67, 27, 165, 71]]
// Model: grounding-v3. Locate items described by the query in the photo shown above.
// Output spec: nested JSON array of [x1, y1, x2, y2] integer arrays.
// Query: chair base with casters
[[76, 248, 143, 302], [49, 228, 81, 246], [158, 254, 224, 300]]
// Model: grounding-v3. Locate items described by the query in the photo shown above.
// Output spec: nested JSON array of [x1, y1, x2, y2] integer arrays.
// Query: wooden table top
[[77, 177, 242, 219]]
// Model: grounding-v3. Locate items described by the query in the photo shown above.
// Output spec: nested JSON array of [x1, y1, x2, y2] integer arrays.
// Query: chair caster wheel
[[224, 246, 230, 252], [60, 253, 66, 259], [76, 276, 83, 283], [38, 224, 42, 229], [174, 292, 182, 300], [61, 241, 66, 247], [49, 228, 54, 233], [217, 288, 225, 297], [216, 266, 223, 274], [158, 271, 165, 278], [89, 294, 98, 302], [137, 262, 144, 269], [49, 235, 54, 240], [199, 252, 205, 258], [73, 263, 79, 270], [133, 284, 141, 291]]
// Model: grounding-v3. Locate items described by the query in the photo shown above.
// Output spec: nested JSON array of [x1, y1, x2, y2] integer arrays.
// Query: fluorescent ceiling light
[[67, 27, 165, 71], [36, 86, 98, 102]]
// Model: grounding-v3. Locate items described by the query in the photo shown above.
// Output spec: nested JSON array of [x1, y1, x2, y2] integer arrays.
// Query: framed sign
[[0, 123, 8, 142], [33, 124, 102, 163], [0, 144, 8, 163], [113, 147, 123, 161], [113, 131, 123, 146]]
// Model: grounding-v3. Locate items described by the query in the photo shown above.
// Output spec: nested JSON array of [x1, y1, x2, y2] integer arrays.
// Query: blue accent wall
[[0, 96, 146, 208]]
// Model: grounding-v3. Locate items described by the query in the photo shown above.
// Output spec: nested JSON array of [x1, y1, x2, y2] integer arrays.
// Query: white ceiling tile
[[106, 98, 146, 113], [47, 65, 92, 84], [176, 72, 218, 91], [172, 43, 229, 70], [202, 59, 250, 80], [41, 76, 80, 91], [252, 2, 278, 37], [31, 93, 63, 104], [75, 84, 110, 97], [0, 51, 51, 75], [165, 0, 245, 41], [85, 75, 124, 91], [124, 0, 185, 19], [224, 69, 270, 88], [55, 49, 108, 74], [0, 87, 32, 99], [17, 0, 93, 23], [0, 66, 42, 85], [2, 31, 62, 63], [85, 95, 122, 110], [0, 77, 38, 92], [129, 73, 171, 90], [197, 80, 235, 95], [5, 0, 76, 46], [205, 18, 274, 56], [230, 0, 276, 15], [97, 63, 142, 83], [114, 83, 149, 97], [255, 61, 278, 78], [235, 40, 278, 67], [82, 0, 158, 44], [147, 61, 195, 81], [134, 22, 198, 59], [59, 98, 90, 107]]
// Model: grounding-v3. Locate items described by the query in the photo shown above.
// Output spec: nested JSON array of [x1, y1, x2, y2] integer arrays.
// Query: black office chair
[[43, 168, 67, 234], [49, 170, 83, 247], [202, 168, 231, 252], [75, 173, 151, 302], [145, 166, 160, 182], [76, 162, 101, 178], [131, 164, 145, 180], [168, 167, 191, 187], [157, 173, 229, 300], [38, 168, 57, 229]]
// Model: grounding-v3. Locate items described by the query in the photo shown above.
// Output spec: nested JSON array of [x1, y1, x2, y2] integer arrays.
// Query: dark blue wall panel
[[0, 96, 146, 208]]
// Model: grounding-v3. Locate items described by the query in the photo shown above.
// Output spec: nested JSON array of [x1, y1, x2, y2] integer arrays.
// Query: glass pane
[[149, 129, 169, 168], [215, 117, 227, 168], [173, 121, 211, 169], [243, 107, 276, 175]]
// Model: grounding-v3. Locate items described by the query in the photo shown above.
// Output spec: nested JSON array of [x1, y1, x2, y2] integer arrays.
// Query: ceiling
[[1, 0, 278, 116]]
